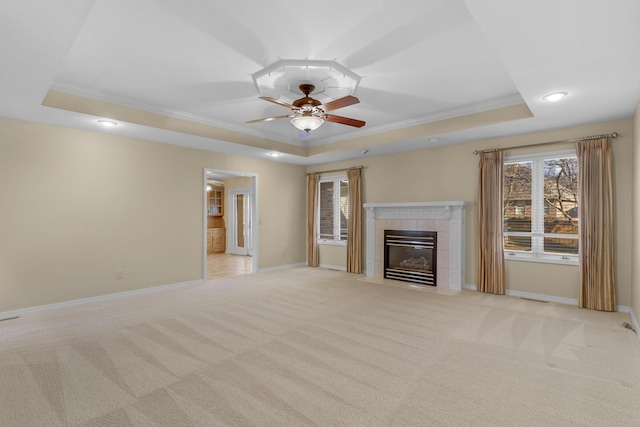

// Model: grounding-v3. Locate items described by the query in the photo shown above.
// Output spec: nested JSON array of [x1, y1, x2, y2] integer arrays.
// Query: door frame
[[203, 168, 258, 280]]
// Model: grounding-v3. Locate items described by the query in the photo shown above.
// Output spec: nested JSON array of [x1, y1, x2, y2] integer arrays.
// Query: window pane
[[504, 162, 532, 232], [503, 153, 579, 262], [543, 158, 578, 236], [339, 180, 349, 241], [543, 158, 579, 254], [504, 235, 532, 252], [319, 181, 334, 239], [544, 237, 578, 254]]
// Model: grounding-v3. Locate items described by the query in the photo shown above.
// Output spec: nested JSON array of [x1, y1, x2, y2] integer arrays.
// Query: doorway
[[228, 188, 252, 256], [203, 169, 258, 281]]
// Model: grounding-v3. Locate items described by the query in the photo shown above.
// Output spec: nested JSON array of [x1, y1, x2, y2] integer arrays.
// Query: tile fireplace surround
[[363, 201, 466, 291]]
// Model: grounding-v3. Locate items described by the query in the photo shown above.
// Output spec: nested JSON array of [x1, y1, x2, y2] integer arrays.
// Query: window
[[318, 176, 348, 245], [503, 150, 579, 264]]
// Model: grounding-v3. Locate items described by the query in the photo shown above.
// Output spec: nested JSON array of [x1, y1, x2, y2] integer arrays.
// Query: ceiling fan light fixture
[[290, 114, 324, 132]]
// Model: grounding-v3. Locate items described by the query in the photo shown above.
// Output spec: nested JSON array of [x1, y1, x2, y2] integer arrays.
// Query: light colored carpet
[[1, 267, 639, 426]]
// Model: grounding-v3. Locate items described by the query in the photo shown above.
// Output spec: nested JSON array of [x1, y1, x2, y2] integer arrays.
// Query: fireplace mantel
[[363, 201, 466, 290]]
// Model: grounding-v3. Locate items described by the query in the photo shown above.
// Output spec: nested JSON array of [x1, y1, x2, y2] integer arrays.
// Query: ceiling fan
[[246, 84, 365, 133]]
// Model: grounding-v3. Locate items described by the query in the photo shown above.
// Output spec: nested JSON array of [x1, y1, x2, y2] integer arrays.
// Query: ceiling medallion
[[251, 59, 361, 104], [247, 62, 366, 133]]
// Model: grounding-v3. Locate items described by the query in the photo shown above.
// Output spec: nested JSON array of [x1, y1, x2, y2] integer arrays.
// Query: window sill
[[317, 240, 347, 247], [505, 253, 578, 266]]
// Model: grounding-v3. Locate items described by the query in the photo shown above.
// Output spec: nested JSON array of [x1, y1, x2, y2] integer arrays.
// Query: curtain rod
[[306, 165, 364, 176], [473, 132, 618, 155]]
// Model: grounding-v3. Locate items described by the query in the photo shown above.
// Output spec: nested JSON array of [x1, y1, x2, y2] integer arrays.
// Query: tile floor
[[207, 253, 253, 280]]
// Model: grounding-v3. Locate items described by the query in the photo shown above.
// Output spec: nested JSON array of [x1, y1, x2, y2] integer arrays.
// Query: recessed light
[[542, 92, 568, 102], [97, 119, 118, 127], [428, 137, 440, 143], [268, 152, 281, 157]]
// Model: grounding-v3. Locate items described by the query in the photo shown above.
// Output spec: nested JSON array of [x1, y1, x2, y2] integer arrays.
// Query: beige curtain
[[577, 138, 616, 311], [477, 151, 505, 295], [347, 169, 362, 273], [306, 173, 319, 267]]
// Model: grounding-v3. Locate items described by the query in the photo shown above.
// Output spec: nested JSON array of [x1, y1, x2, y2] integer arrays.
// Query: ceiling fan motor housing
[[292, 84, 322, 108]]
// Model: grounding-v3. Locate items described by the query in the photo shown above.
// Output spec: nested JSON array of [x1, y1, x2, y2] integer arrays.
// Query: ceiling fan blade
[[259, 96, 295, 109], [322, 95, 360, 111], [245, 114, 292, 124], [324, 114, 366, 128]]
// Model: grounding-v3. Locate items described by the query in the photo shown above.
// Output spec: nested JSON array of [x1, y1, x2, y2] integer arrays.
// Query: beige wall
[[318, 245, 347, 269], [632, 103, 640, 326], [0, 118, 306, 312], [224, 176, 252, 190], [2, 114, 634, 313], [308, 118, 633, 307]]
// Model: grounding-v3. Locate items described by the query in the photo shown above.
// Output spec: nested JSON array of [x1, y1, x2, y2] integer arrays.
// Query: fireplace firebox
[[384, 230, 437, 286]]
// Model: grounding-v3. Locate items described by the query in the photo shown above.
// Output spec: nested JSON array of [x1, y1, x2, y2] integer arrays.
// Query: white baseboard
[[257, 262, 306, 273], [506, 289, 580, 306], [319, 264, 347, 271], [0, 279, 206, 319], [463, 284, 631, 313], [1, 263, 306, 318], [6, 274, 637, 344]]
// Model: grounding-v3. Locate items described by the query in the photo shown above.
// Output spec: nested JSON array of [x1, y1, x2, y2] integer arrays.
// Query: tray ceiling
[[1, 0, 639, 165]]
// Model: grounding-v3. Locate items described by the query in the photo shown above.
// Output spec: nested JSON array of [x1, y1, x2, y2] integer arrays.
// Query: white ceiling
[[1, 0, 639, 165]]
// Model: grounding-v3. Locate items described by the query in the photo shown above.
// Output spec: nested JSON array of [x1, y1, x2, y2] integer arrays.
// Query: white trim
[[504, 149, 577, 163], [318, 173, 347, 181], [319, 264, 347, 271], [251, 175, 259, 262], [258, 262, 307, 273], [504, 253, 579, 266], [464, 284, 632, 313], [363, 201, 466, 209], [464, 284, 578, 305], [0, 279, 205, 319], [203, 169, 209, 279], [506, 289, 579, 306], [318, 240, 347, 247]]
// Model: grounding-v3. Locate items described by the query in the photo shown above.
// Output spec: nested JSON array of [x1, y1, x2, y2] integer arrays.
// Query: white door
[[228, 189, 252, 256]]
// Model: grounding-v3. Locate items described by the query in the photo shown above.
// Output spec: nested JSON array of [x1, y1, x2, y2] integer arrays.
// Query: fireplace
[[384, 230, 437, 286], [363, 201, 466, 291]]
